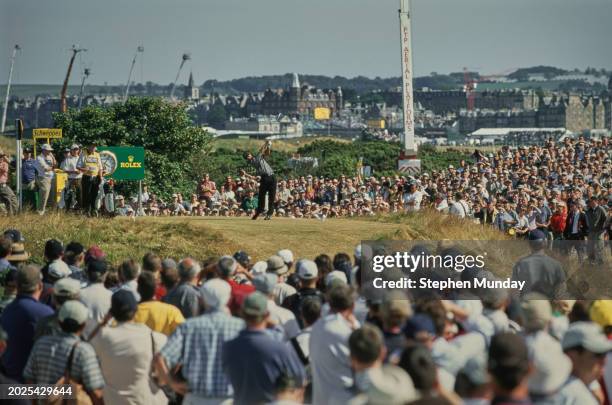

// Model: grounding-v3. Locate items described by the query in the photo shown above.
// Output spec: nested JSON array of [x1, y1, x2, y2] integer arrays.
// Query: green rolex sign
[[98, 146, 145, 181]]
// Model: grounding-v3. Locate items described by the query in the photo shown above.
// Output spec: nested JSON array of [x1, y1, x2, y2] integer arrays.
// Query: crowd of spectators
[[113, 137, 612, 241], [0, 230, 610, 405]]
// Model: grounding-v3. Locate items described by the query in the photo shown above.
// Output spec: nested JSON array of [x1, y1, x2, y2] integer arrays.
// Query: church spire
[[188, 71, 195, 87]]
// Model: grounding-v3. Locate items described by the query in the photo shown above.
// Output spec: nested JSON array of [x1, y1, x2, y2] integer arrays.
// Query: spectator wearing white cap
[[24, 300, 105, 403], [282, 260, 325, 328], [267, 255, 296, 306], [34, 143, 56, 215], [155, 279, 245, 404], [558, 322, 612, 405], [34, 278, 81, 340], [253, 274, 300, 342]]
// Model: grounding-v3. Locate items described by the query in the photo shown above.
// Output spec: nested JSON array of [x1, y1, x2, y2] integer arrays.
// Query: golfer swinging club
[[242, 140, 276, 220]]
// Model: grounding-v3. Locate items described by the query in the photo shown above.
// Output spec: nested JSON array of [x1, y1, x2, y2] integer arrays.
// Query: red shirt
[[154, 284, 167, 300], [227, 279, 255, 315], [550, 212, 567, 233]]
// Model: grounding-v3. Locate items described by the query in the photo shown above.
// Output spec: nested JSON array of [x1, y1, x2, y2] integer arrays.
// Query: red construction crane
[[60, 45, 87, 113]]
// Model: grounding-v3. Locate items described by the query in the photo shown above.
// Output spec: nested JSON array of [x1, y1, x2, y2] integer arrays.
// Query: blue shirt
[[223, 329, 306, 405], [160, 311, 245, 398], [21, 158, 38, 183], [0, 295, 54, 381]]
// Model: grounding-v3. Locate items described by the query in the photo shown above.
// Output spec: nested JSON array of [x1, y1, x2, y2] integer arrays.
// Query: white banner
[[399, 0, 416, 152]]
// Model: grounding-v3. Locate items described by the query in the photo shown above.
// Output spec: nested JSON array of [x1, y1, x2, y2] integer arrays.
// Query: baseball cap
[[58, 301, 89, 325], [521, 293, 552, 331], [41, 143, 53, 151], [403, 313, 436, 339], [250, 261, 267, 276], [267, 255, 288, 276], [48, 259, 71, 280], [86, 259, 107, 275], [242, 291, 269, 316], [562, 321, 612, 354], [200, 279, 231, 310], [110, 290, 138, 319], [325, 270, 347, 288], [233, 251, 251, 268], [253, 273, 278, 295], [589, 301, 612, 328], [70, 144, 80, 150], [85, 245, 106, 262], [53, 278, 81, 298], [528, 332, 572, 395], [277, 249, 294, 265], [297, 259, 318, 280]]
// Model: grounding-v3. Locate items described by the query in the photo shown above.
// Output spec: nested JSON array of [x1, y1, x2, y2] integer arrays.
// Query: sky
[[1, 0, 611, 85]]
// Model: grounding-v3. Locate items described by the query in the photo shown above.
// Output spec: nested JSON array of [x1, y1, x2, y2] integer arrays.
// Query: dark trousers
[[257, 174, 276, 215], [81, 175, 100, 215]]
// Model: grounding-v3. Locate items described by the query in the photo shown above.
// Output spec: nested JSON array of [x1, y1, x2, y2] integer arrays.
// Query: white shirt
[[558, 376, 599, 405], [449, 200, 470, 218], [60, 155, 82, 179], [267, 299, 300, 341], [35, 154, 55, 180], [310, 313, 359, 405], [273, 282, 296, 306], [90, 322, 168, 405], [403, 191, 423, 211], [80, 282, 112, 338]]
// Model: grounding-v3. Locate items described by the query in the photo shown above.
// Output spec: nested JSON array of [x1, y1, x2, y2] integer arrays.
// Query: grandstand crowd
[[0, 231, 611, 405]]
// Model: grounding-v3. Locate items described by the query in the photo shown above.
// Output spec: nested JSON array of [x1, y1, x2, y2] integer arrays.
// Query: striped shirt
[[23, 332, 105, 391], [250, 155, 274, 176], [159, 310, 245, 398]]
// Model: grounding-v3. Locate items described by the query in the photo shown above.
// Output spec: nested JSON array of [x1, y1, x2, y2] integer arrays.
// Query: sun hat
[[267, 255, 288, 276]]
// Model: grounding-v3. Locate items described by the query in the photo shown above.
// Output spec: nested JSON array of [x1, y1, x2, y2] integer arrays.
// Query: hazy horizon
[[2, 0, 611, 86]]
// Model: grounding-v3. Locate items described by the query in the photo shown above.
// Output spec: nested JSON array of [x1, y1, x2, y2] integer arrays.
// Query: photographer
[[0, 149, 17, 215]]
